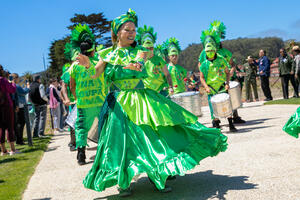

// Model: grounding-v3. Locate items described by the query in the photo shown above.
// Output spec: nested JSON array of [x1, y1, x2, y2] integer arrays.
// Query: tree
[[68, 13, 112, 47]]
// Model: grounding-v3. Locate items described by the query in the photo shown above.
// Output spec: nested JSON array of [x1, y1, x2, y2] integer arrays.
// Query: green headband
[[136, 25, 157, 48], [111, 8, 138, 35]]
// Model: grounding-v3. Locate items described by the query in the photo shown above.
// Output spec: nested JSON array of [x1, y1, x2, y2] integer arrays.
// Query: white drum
[[171, 91, 202, 116], [210, 93, 233, 118], [65, 104, 77, 129], [228, 81, 242, 110]]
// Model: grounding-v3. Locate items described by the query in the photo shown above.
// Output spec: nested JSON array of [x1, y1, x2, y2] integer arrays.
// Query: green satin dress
[[83, 45, 228, 191], [283, 107, 300, 138]]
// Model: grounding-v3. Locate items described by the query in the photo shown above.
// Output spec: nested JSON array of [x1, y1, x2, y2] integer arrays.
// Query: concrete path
[[23, 102, 300, 200]]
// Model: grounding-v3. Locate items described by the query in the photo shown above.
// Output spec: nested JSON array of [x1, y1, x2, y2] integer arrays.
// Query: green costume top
[[61, 63, 75, 102], [200, 55, 229, 95], [168, 63, 187, 94], [70, 57, 107, 108], [99, 45, 148, 90], [143, 55, 167, 91]]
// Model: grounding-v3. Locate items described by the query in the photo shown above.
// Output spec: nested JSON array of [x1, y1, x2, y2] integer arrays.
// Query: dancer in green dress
[[78, 9, 227, 197], [69, 24, 107, 165], [283, 107, 300, 138], [136, 25, 173, 94], [163, 38, 187, 94]]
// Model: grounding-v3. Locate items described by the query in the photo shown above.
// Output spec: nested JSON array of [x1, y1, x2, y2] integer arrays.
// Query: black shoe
[[228, 118, 238, 132], [233, 117, 246, 124], [77, 147, 86, 165], [212, 120, 221, 128]]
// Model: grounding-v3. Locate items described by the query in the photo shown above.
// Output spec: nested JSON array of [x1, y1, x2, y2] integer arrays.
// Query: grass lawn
[[0, 136, 52, 200], [264, 98, 300, 105]]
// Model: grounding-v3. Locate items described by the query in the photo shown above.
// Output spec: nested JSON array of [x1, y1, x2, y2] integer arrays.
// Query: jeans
[[51, 104, 61, 129], [33, 104, 47, 137]]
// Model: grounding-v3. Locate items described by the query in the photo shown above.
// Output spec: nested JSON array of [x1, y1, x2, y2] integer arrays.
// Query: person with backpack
[[0, 65, 20, 156], [29, 75, 48, 138]]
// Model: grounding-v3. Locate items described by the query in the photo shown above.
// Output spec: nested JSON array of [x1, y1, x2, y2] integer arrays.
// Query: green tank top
[[167, 63, 187, 94], [70, 57, 107, 108], [199, 55, 228, 95]]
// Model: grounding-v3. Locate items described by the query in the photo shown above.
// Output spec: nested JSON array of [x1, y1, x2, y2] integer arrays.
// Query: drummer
[[69, 24, 107, 165], [199, 29, 238, 132], [136, 25, 174, 95], [199, 21, 246, 124], [163, 38, 188, 94]]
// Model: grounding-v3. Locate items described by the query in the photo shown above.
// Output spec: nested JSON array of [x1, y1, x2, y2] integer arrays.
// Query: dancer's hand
[[77, 54, 90, 68], [123, 63, 142, 71], [205, 87, 211, 93], [225, 84, 229, 91]]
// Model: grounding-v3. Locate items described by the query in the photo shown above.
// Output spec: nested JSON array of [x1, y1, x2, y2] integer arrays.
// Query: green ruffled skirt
[[83, 88, 227, 191], [283, 107, 300, 138]]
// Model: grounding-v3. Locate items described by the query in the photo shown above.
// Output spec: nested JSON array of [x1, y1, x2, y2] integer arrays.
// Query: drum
[[65, 104, 77, 129], [210, 93, 233, 118], [171, 91, 202, 116], [87, 117, 99, 143], [228, 81, 242, 110]]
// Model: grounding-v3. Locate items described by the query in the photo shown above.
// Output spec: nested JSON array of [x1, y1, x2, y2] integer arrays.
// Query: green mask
[[206, 51, 216, 59]]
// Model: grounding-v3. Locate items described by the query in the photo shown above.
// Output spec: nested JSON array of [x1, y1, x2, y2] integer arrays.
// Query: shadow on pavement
[[242, 118, 277, 126], [224, 125, 273, 134], [45, 146, 60, 152], [95, 170, 257, 200], [32, 198, 51, 200]]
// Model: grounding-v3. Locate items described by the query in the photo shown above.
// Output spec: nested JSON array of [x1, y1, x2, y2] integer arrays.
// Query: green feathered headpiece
[[70, 24, 95, 54], [136, 25, 157, 48], [154, 44, 166, 60], [162, 37, 181, 56], [64, 42, 80, 61], [111, 8, 138, 35], [209, 20, 226, 39], [200, 29, 221, 52]]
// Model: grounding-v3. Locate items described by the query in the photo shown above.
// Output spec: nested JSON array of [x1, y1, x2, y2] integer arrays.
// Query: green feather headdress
[[136, 25, 157, 48], [70, 24, 95, 53], [111, 8, 138, 35], [154, 44, 166, 60], [162, 37, 181, 56], [200, 29, 221, 51], [64, 42, 80, 61], [209, 20, 226, 39]]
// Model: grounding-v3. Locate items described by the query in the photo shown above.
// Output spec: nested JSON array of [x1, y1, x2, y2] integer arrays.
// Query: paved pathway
[[23, 102, 300, 200]]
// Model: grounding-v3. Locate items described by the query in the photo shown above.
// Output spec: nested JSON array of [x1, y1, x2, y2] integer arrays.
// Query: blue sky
[[1, 0, 300, 75]]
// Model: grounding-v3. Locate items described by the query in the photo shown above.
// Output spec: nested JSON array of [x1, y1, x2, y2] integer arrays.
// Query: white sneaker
[[9, 151, 21, 156], [1, 151, 9, 156]]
